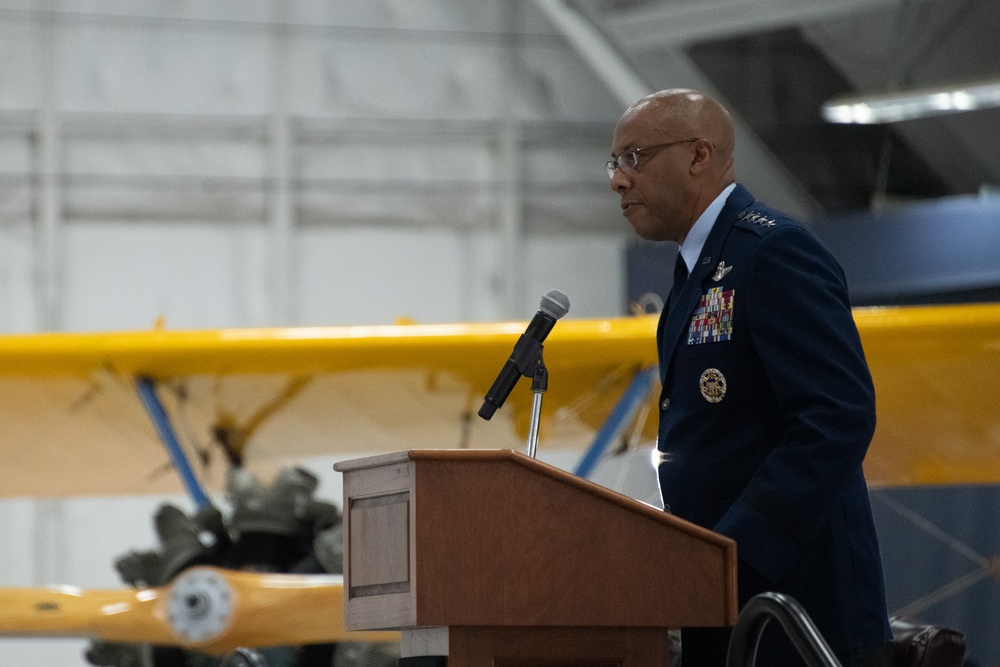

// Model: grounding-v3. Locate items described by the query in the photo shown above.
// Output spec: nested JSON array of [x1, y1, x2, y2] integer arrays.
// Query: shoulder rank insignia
[[737, 210, 776, 228], [711, 261, 732, 282]]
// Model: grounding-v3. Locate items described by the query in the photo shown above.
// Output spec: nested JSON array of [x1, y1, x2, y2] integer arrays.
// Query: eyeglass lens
[[606, 150, 638, 178]]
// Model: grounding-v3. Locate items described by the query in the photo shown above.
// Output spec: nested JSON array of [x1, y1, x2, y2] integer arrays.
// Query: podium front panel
[[336, 449, 737, 631]]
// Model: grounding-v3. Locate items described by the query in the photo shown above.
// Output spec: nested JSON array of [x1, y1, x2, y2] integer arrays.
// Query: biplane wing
[[0, 302, 998, 499], [853, 303, 1000, 487], [0, 317, 657, 499]]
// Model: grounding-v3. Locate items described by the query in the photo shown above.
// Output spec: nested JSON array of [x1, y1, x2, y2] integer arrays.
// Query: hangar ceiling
[[565, 0, 1000, 215]]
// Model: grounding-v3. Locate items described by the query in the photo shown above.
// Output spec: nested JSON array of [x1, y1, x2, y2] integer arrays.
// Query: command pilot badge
[[711, 261, 733, 282], [699, 368, 727, 403]]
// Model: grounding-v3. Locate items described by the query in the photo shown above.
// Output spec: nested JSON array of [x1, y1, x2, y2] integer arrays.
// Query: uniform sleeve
[[713, 224, 876, 583]]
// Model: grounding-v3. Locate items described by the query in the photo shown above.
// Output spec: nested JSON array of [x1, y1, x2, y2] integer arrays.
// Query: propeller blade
[[0, 566, 398, 655]]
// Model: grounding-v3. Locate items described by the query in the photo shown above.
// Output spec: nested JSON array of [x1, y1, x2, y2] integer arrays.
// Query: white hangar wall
[[0, 0, 629, 334], [0, 2, 633, 664]]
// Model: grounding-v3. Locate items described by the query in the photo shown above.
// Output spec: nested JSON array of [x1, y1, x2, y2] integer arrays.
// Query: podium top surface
[[335, 448, 733, 548]]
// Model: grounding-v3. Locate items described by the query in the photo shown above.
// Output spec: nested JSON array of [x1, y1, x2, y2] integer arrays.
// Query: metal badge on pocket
[[699, 368, 727, 402]]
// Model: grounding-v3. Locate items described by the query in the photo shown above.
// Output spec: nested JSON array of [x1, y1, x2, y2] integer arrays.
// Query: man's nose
[[609, 168, 630, 192]]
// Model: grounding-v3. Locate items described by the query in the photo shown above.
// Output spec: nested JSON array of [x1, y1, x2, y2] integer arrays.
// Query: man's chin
[[627, 216, 678, 243], [628, 218, 663, 242]]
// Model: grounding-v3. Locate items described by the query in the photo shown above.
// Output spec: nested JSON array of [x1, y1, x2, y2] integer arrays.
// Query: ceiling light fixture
[[822, 79, 1000, 124]]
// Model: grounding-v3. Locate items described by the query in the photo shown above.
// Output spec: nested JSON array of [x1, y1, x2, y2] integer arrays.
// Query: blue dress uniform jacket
[[656, 184, 892, 665]]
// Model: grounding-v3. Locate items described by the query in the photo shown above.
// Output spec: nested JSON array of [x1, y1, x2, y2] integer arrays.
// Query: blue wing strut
[[574, 365, 659, 479], [136, 376, 211, 509]]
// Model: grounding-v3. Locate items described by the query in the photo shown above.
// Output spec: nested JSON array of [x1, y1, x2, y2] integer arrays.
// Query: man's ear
[[689, 139, 714, 175]]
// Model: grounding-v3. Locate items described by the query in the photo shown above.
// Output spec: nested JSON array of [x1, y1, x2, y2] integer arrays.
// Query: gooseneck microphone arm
[[478, 289, 570, 421]]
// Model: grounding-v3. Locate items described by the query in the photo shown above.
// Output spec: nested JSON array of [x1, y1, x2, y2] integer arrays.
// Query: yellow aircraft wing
[[854, 303, 1000, 487], [0, 318, 656, 498], [0, 302, 997, 498]]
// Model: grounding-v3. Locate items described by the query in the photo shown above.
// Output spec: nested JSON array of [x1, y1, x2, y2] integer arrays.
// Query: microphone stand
[[525, 352, 548, 459]]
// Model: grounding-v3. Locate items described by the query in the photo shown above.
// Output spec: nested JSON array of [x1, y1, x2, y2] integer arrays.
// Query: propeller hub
[[166, 568, 234, 644]]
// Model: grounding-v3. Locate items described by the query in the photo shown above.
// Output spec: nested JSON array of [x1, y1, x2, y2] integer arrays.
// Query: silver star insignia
[[711, 261, 733, 282]]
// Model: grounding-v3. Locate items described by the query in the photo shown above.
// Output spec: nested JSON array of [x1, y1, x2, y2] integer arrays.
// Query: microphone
[[478, 289, 570, 421]]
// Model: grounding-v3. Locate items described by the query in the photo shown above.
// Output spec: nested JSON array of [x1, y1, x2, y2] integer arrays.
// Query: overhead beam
[[533, 0, 818, 219], [599, 0, 947, 51], [534, 0, 651, 106]]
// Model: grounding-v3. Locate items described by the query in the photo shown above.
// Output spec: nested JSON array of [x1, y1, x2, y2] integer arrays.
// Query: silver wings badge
[[711, 261, 733, 282]]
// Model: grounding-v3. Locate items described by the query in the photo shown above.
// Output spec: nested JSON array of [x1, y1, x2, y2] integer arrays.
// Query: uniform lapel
[[658, 185, 753, 381]]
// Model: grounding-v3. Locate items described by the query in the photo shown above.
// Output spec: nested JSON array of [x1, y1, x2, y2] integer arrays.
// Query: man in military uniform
[[609, 89, 893, 666]]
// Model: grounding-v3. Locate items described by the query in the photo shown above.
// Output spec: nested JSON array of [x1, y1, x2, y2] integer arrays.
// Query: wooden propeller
[[0, 566, 398, 656]]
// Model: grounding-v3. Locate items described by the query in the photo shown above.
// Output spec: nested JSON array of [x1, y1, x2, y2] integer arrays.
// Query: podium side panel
[[343, 460, 418, 630]]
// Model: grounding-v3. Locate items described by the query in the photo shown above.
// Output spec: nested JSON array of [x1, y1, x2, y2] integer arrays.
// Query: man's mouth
[[621, 201, 641, 214]]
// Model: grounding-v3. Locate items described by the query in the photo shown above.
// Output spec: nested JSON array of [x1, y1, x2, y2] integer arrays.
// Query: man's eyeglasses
[[606, 138, 701, 178]]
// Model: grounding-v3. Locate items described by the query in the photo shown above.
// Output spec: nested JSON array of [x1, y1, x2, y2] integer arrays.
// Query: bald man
[[610, 89, 892, 666]]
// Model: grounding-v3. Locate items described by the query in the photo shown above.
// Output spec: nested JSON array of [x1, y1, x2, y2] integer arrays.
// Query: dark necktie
[[668, 251, 688, 310]]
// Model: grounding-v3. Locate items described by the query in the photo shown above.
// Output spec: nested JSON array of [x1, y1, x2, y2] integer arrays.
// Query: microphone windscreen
[[540, 289, 570, 319]]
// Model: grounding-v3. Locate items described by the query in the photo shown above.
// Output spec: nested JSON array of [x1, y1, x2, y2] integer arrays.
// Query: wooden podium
[[334, 449, 737, 666]]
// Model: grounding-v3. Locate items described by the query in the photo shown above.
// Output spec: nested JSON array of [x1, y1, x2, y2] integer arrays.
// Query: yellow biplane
[[0, 302, 998, 665]]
